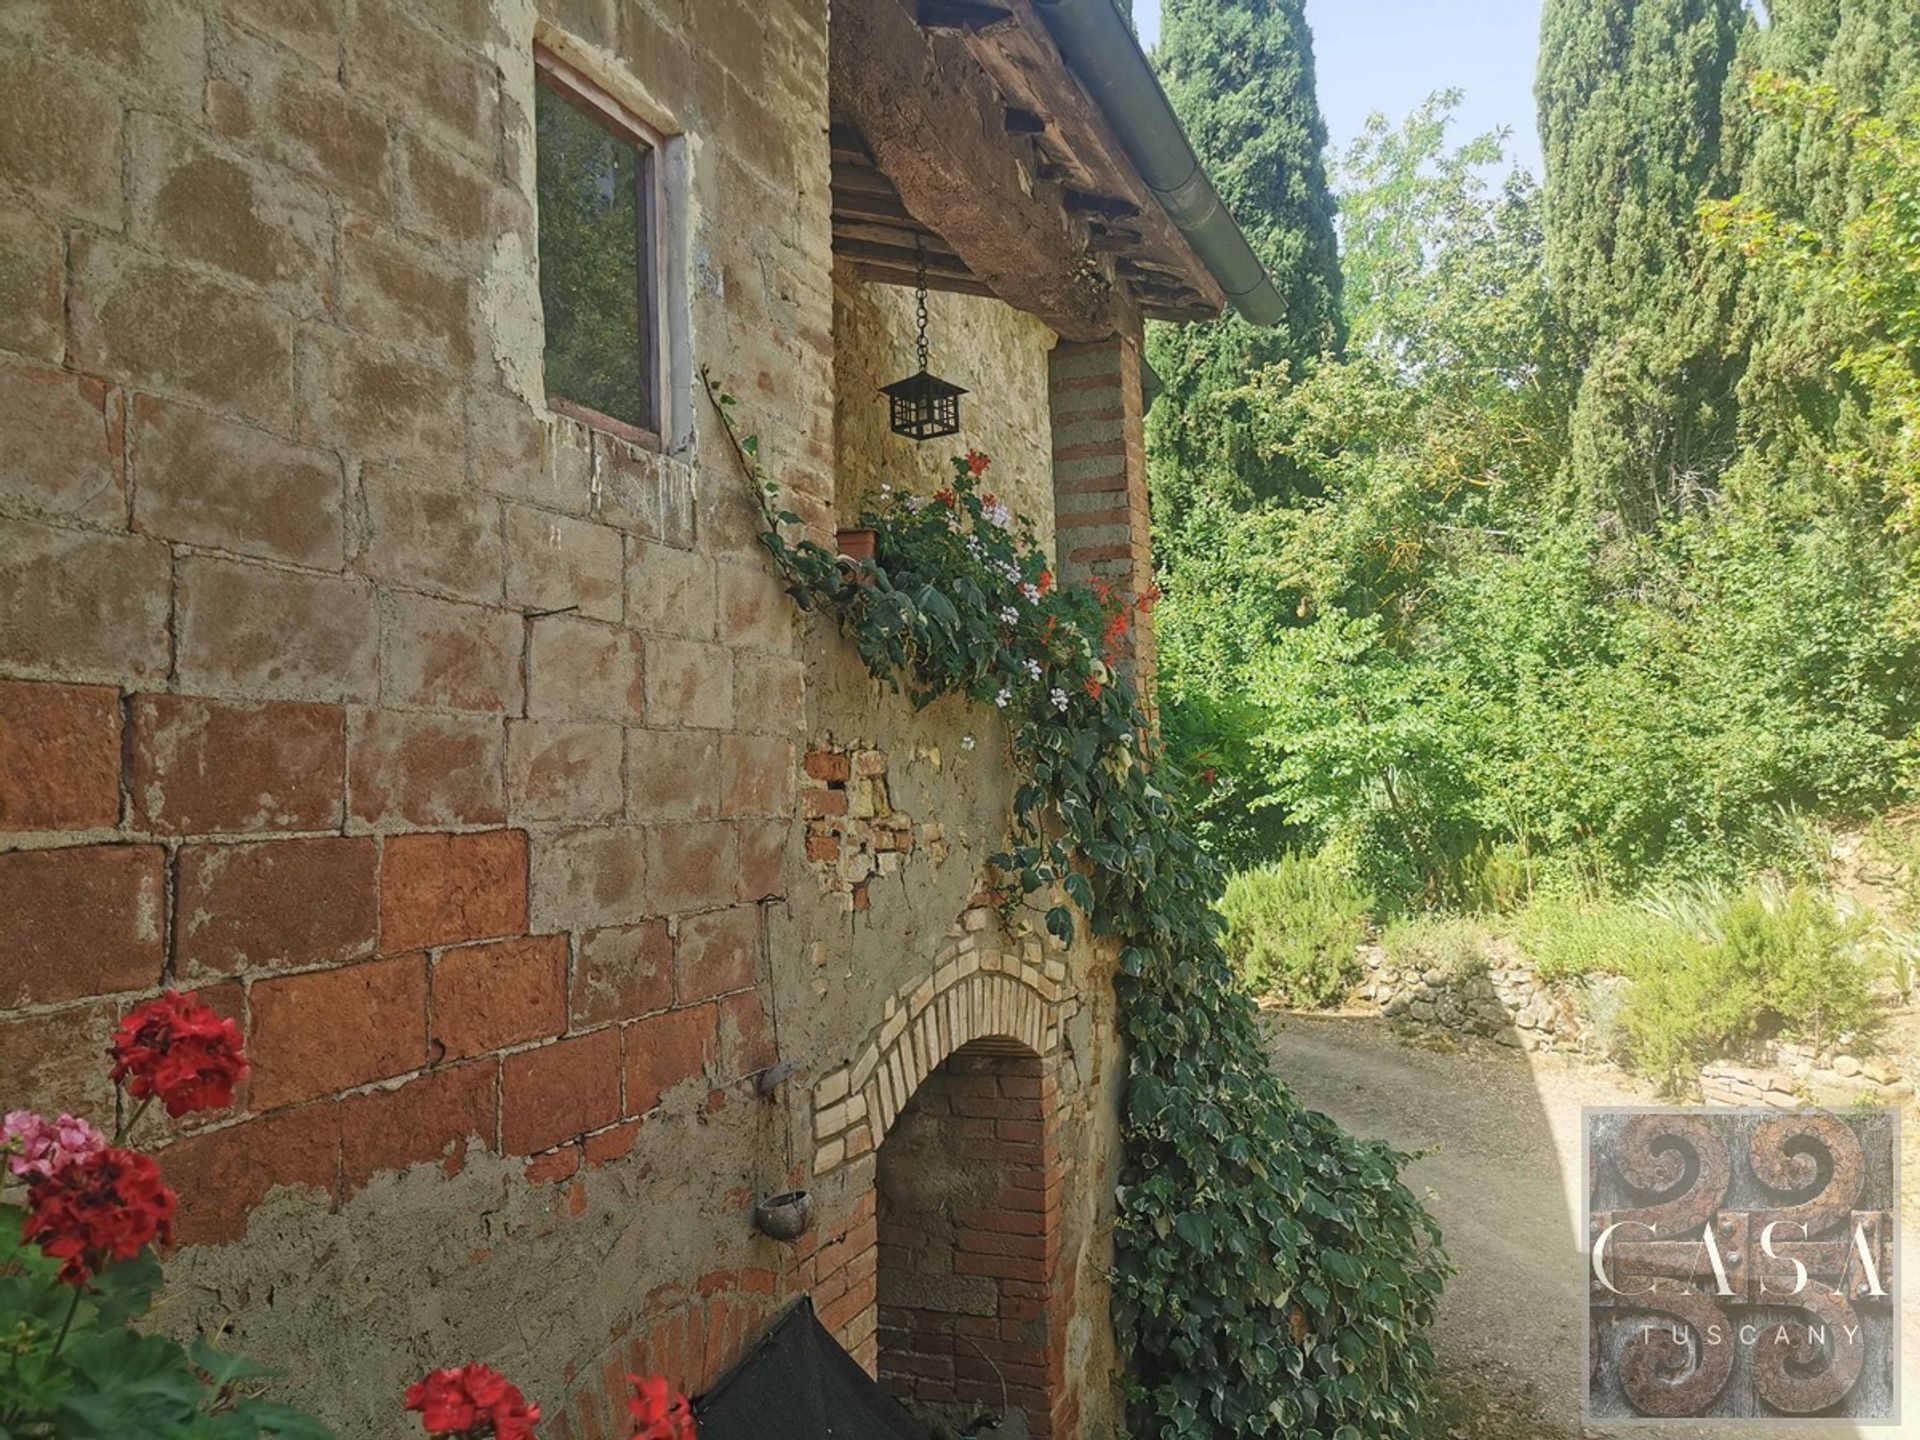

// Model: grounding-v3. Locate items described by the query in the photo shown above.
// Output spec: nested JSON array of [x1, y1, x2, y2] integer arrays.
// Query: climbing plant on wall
[[703, 371, 1448, 1440]]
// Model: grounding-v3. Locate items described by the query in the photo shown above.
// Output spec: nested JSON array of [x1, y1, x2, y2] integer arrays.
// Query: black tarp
[[692, 1298, 931, 1440]]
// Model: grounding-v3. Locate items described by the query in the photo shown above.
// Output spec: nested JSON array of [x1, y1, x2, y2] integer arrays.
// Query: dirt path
[[1264, 1013, 1916, 1439]]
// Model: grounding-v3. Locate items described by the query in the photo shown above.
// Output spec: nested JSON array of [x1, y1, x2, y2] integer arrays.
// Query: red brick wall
[[876, 1045, 1071, 1439]]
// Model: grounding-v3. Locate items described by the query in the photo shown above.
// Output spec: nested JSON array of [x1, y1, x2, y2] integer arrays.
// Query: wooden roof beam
[[832, 0, 1130, 342]]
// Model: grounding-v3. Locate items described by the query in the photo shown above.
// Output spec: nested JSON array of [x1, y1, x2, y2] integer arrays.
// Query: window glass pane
[[536, 81, 648, 430]]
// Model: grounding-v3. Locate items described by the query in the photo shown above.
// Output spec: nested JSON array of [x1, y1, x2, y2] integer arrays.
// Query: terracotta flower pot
[[836, 527, 877, 562]]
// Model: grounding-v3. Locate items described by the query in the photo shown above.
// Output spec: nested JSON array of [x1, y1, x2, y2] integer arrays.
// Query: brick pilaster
[[1047, 336, 1157, 700]]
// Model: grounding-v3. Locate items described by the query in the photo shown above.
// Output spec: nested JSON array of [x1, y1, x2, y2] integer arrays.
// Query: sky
[[1133, 0, 1546, 182]]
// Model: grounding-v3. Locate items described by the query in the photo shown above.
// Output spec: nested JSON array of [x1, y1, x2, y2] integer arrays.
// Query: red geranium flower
[[23, 1145, 175, 1285], [1037, 569, 1053, 595], [1088, 577, 1111, 605], [965, 450, 991, 476], [933, 487, 957, 508], [1084, 675, 1104, 700], [626, 1374, 696, 1440], [110, 991, 249, 1118], [1135, 584, 1162, 613], [405, 1363, 541, 1439]]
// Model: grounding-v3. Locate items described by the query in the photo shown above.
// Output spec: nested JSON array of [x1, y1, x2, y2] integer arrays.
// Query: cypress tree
[[1145, 0, 1344, 517], [1536, 0, 1744, 524], [1724, 0, 1920, 454]]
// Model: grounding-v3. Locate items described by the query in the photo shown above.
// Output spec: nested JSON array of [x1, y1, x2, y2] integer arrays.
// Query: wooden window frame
[[534, 45, 668, 449]]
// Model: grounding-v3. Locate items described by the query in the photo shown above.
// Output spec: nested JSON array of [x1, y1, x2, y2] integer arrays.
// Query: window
[[534, 50, 664, 442]]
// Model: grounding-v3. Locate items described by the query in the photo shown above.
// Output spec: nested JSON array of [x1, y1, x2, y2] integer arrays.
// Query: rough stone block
[[379, 827, 527, 952], [247, 952, 427, 1109], [530, 826, 647, 932], [505, 505, 624, 622], [347, 0, 498, 160], [572, 920, 672, 1028], [0, 846, 163, 1004], [622, 1004, 716, 1115], [401, 135, 495, 250], [625, 729, 719, 821], [348, 709, 506, 828], [718, 987, 776, 1079], [177, 556, 377, 702], [716, 562, 793, 652], [733, 653, 805, 736], [0, 518, 170, 684], [269, 70, 394, 216], [646, 822, 737, 915], [382, 592, 524, 714], [341, 215, 476, 369], [0, 50, 123, 227], [675, 907, 759, 1004], [222, 0, 344, 73], [466, 388, 556, 508], [644, 638, 732, 730], [719, 735, 794, 819], [132, 395, 344, 567], [339, 1059, 498, 1192], [131, 695, 345, 834], [130, 114, 334, 312], [0, 361, 119, 527], [527, 615, 643, 721], [0, 0, 206, 114], [507, 719, 623, 823], [353, 468, 502, 603], [70, 234, 294, 429], [431, 933, 567, 1060], [593, 436, 696, 544], [736, 819, 787, 902], [175, 836, 378, 978], [0, 210, 63, 361], [625, 539, 715, 638], [299, 333, 463, 481], [501, 1028, 621, 1154], [0, 680, 121, 831]]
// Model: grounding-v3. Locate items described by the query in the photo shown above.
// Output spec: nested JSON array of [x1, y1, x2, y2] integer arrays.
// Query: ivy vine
[[702, 371, 1448, 1439]]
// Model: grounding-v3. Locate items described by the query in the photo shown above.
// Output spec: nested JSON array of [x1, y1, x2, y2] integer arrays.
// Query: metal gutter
[[1030, 0, 1284, 326]]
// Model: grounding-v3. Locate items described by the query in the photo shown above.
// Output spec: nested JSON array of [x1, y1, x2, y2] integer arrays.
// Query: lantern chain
[[914, 237, 931, 374]]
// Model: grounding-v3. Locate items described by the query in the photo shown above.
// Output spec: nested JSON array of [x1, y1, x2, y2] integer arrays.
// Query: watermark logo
[[1585, 1108, 1900, 1425]]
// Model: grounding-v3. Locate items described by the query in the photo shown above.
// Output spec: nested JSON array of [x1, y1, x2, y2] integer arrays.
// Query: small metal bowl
[[753, 1189, 813, 1242]]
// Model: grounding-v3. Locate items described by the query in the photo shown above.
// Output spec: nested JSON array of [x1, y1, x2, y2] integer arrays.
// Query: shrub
[[1379, 913, 1492, 980], [1218, 852, 1372, 1005], [1621, 884, 1875, 1089]]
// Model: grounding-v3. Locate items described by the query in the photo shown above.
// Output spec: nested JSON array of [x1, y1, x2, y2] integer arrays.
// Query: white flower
[[1050, 687, 1069, 712], [904, 495, 927, 513], [999, 606, 1020, 625], [1020, 583, 1041, 604], [1023, 658, 1042, 680], [961, 734, 977, 751], [995, 688, 1011, 709], [984, 502, 1011, 529], [965, 534, 984, 558]]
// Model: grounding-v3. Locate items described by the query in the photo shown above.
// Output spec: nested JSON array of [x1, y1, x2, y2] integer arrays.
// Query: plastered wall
[[0, 1, 1127, 1435]]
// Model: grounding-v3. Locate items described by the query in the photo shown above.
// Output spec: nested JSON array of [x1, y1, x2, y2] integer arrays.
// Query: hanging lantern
[[882, 238, 966, 441]]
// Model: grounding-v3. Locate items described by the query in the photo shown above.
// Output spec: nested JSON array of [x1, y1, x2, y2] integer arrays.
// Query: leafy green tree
[[1145, 0, 1344, 519], [1537, 0, 1745, 525]]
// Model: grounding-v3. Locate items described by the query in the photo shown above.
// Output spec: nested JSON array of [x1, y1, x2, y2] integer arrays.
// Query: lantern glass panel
[[881, 369, 966, 442]]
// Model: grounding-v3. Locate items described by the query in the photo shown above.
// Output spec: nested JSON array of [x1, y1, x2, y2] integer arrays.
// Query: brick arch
[[809, 922, 1069, 1180]]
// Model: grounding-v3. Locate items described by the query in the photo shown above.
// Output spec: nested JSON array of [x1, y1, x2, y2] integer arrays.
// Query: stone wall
[[0, 2, 1130, 1436], [1360, 950, 1624, 1056], [832, 269, 1057, 531]]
